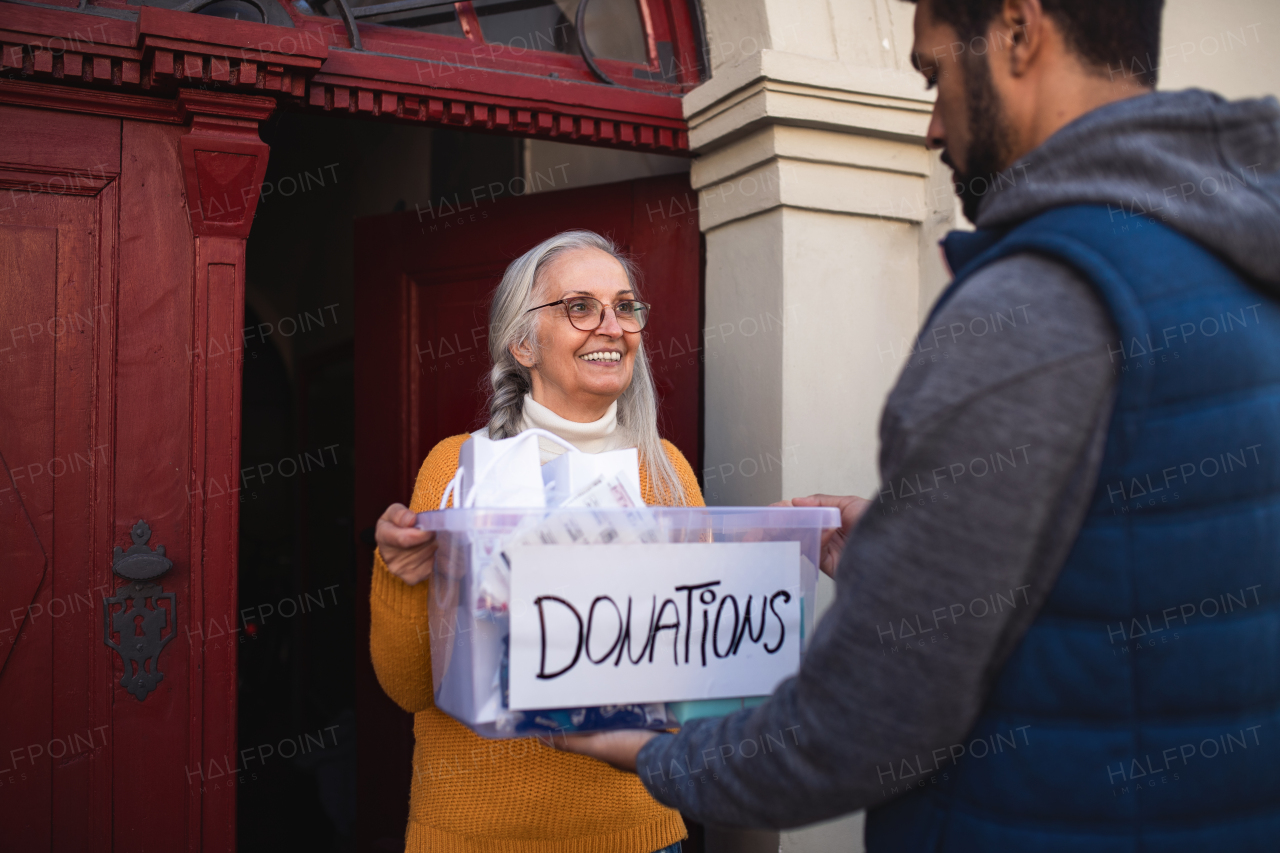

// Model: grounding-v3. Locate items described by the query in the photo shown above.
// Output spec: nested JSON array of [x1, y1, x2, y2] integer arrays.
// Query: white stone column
[[690, 0, 955, 509]]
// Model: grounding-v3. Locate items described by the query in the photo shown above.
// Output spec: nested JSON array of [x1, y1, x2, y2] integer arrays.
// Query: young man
[[562, 0, 1280, 848]]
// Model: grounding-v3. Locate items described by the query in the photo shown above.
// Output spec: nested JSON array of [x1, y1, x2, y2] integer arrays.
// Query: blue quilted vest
[[866, 205, 1280, 852]]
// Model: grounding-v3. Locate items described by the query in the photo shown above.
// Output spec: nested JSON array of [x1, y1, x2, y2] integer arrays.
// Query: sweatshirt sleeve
[[635, 254, 1118, 828], [368, 435, 469, 715]]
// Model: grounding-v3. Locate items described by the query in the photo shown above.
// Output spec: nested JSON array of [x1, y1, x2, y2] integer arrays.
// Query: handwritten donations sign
[[507, 542, 802, 710]]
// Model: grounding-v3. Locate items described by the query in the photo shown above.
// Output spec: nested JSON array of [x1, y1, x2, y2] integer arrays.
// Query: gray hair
[[485, 229, 686, 505]]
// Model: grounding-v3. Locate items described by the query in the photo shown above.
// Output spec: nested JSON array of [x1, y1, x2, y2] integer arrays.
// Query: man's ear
[[510, 340, 537, 368], [997, 0, 1046, 78]]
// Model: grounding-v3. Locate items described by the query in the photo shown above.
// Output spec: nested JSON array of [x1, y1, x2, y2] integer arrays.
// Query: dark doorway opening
[[239, 110, 526, 852], [240, 108, 696, 853]]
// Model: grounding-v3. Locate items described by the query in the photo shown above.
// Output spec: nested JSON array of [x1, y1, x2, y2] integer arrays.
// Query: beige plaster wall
[[1159, 0, 1280, 99]]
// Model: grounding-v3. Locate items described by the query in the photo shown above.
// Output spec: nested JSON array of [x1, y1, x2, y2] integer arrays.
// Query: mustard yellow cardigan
[[370, 433, 705, 853]]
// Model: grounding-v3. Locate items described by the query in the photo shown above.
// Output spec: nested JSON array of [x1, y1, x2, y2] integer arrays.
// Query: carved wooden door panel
[[0, 89, 268, 851], [352, 172, 703, 846], [0, 104, 125, 851], [0, 108, 117, 850]]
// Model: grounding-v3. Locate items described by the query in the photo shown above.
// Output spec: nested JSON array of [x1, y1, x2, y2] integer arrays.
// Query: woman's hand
[[773, 494, 870, 578], [376, 503, 437, 586], [553, 729, 659, 773]]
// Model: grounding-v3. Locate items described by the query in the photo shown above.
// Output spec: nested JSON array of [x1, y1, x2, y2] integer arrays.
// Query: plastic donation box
[[417, 505, 838, 738]]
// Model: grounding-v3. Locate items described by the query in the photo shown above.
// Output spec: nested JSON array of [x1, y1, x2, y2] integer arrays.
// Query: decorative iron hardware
[[111, 519, 173, 580], [103, 521, 177, 701], [326, 0, 614, 78], [575, 0, 615, 86], [331, 0, 364, 51], [172, 0, 272, 23], [349, 0, 457, 21]]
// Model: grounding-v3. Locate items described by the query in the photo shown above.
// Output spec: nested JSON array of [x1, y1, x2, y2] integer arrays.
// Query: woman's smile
[[579, 349, 623, 364]]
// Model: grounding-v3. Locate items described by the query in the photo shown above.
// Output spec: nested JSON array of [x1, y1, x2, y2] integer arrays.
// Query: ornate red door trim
[[0, 1, 693, 152], [177, 89, 274, 238], [174, 87, 274, 852], [0, 76, 184, 123]]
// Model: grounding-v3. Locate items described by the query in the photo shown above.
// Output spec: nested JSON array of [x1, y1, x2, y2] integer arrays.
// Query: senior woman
[[370, 230, 703, 853]]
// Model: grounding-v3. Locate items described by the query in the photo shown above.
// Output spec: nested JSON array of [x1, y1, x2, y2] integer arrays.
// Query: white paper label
[[507, 542, 801, 710]]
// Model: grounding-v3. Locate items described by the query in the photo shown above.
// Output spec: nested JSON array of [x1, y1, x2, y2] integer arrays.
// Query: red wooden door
[[352, 173, 703, 846], [0, 89, 263, 851], [0, 106, 120, 851]]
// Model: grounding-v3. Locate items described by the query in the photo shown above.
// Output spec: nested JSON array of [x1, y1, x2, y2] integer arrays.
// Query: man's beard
[[947, 54, 1014, 224]]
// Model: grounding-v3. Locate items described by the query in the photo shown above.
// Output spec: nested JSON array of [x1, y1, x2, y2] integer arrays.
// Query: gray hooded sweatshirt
[[635, 89, 1280, 829]]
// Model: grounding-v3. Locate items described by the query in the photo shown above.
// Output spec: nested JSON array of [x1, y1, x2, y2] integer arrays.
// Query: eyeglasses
[[526, 296, 651, 332]]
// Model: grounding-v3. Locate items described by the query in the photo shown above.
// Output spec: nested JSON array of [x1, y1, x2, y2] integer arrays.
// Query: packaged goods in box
[[418, 505, 837, 738]]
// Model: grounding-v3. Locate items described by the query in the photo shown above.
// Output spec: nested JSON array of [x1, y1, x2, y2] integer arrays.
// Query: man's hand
[[553, 729, 659, 773], [376, 502, 437, 586], [774, 494, 870, 578]]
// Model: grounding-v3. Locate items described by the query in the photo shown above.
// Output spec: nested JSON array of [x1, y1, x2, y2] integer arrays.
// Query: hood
[[976, 89, 1280, 291]]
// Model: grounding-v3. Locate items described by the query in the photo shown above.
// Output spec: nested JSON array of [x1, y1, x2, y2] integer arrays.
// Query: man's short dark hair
[[908, 0, 1165, 86]]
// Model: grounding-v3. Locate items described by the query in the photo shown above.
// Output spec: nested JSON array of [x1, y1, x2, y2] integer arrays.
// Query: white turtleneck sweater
[[520, 394, 632, 462], [473, 394, 632, 463]]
